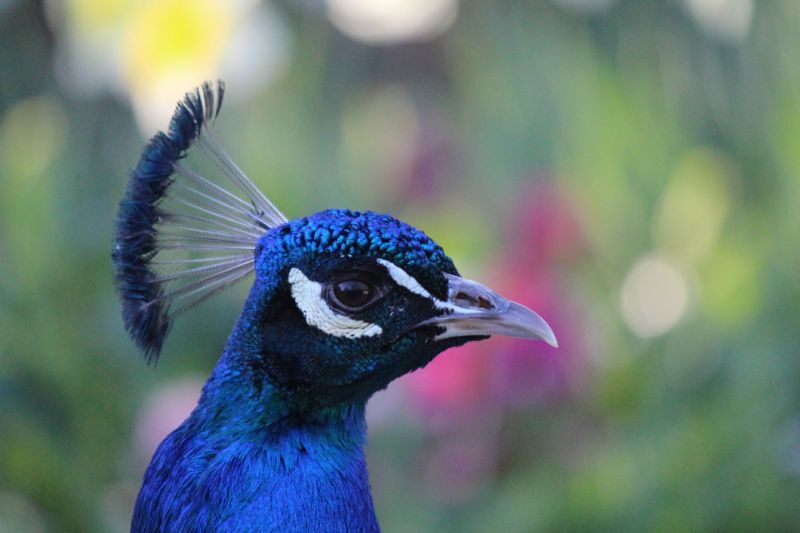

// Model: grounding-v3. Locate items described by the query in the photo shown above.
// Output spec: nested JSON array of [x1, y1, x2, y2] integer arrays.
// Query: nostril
[[477, 296, 493, 310], [453, 291, 475, 306], [453, 291, 495, 310]]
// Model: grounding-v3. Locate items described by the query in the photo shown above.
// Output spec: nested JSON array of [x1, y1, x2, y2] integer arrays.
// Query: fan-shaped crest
[[112, 81, 287, 361]]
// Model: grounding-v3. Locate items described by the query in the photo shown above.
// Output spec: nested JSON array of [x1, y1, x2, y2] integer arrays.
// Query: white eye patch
[[288, 268, 383, 339]]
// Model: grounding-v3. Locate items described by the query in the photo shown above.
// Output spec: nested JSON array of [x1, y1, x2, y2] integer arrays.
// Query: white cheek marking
[[288, 268, 383, 339]]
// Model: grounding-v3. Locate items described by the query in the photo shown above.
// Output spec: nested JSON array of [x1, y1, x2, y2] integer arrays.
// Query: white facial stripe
[[376, 259, 433, 299], [376, 258, 460, 312], [288, 268, 382, 339], [376, 259, 491, 335]]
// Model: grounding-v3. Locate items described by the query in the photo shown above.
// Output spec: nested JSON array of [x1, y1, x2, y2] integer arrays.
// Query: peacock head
[[235, 209, 556, 405], [113, 82, 556, 408]]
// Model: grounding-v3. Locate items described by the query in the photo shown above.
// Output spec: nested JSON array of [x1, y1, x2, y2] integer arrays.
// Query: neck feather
[[132, 348, 380, 532]]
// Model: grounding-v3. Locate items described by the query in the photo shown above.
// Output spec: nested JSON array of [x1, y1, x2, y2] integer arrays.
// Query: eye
[[329, 279, 376, 311]]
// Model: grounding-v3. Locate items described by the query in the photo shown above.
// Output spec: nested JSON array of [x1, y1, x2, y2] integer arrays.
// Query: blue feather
[[132, 374, 379, 532]]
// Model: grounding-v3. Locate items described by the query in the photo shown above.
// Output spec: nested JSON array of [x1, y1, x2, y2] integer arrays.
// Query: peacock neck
[[133, 353, 380, 532], [197, 360, 371, 452]]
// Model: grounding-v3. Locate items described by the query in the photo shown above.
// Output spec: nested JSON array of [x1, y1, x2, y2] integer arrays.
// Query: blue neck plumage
[[132, 300, 380, 532]]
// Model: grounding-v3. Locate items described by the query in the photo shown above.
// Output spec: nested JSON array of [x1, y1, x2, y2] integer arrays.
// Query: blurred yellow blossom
[[122, 0, 232, 93], [47, 0, 290, 134], [68, 0, 131, 29]]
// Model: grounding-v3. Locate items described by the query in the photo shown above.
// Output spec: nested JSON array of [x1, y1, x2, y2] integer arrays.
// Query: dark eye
[[330, 279, 374, 311]]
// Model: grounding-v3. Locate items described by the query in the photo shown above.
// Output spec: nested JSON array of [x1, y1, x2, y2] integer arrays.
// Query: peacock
[[112, 81, 557, 532]]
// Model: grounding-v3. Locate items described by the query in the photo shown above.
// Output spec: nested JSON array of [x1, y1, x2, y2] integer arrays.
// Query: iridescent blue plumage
[[258, 209, 455, 294], [131, 211, 466, 532], [114, 83, 557, 532]]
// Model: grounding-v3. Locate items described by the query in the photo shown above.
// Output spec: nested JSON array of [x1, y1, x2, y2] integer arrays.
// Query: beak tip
[[541, 328, 559, 348], [522, 306, 558, 348]]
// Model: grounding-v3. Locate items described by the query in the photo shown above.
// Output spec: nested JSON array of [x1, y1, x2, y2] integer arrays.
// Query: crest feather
[[112, 81, 287, 361]]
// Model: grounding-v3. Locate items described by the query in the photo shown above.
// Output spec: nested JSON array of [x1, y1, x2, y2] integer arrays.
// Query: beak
[[417, 273, 558, 347]]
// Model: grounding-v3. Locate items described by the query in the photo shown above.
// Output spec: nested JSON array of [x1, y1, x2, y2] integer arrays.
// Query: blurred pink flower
[[506, 180, 585, 267], [405, 343, 489, 417], [399, 181, 589, 500], [483, 267, 582, 406], [405, 180, 587, 416], [488, 181, 587, 406], [133, 378, 203, 462]]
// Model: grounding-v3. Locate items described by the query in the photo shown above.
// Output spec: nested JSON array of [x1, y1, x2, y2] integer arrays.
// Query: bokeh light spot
[[683, 0, 754, 42], [699, 241, 760, 326], [620, 254, 690, 339], [0, 96, 67, 179], [327, 0, 458, 45], [655, 148, 733, 263]]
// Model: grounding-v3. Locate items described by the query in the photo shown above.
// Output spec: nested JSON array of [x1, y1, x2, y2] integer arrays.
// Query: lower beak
[[418, 273, 558, 347]]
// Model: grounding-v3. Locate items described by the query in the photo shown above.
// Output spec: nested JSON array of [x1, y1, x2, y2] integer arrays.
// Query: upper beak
[[418, 273, 558, 347]]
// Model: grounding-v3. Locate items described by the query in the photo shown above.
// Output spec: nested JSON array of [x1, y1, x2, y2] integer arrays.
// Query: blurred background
[[1, 0, 799, 531]]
